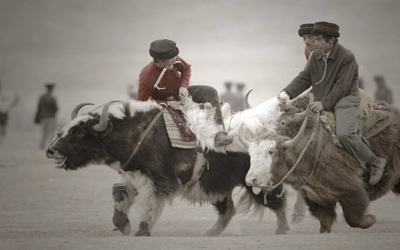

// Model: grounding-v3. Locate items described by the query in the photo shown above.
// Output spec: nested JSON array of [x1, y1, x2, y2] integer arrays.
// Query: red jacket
[[137, 56, 191, 103], [305, 46, 311, 60]]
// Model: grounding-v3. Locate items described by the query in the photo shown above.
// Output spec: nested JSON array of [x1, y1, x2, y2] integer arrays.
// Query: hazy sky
[[1, 0, 399, 129]]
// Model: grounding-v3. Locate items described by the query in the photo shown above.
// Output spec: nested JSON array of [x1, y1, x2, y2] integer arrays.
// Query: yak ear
[[98, 122, 114, 138]]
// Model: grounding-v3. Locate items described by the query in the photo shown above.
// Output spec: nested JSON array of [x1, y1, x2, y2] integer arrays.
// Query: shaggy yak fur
[[46, 99, 291, 237], [246, 95, 400, 233]]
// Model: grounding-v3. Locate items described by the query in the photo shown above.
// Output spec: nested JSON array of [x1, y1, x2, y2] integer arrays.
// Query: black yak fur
[[47, 100, 289, 236]]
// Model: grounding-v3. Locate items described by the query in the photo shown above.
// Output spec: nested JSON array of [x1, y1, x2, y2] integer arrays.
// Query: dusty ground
[[1, 130, 400, 250]]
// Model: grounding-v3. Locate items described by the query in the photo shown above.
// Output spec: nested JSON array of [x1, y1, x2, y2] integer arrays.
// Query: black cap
[[312, 21, 340, 37], [149, 39, 179, 59], [298, 23, 313, 37]]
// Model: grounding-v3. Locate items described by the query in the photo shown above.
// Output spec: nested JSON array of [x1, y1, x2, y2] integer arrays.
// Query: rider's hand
[[308, 101, 324, 113], [179, 87, 189, 99], [167, 101, 184, 110], [277, 91, 290, 104]]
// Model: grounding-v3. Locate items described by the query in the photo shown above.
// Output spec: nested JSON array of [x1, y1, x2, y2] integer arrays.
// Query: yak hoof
[[292, 214, 305, 224], [134, 231, 151, 237], [123, 222, 131, 235], [135, 222, 151, 237], [319, 227, 332, 234], [275, 225, 290, 235], [112, 210, 131, 235], [360, 214, 376, 229]]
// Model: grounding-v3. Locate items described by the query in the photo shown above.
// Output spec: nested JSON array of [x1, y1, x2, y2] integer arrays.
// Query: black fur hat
[[298, 23, 313, 37], [149, 39, 179, 60], [312, 21, 340, 37]]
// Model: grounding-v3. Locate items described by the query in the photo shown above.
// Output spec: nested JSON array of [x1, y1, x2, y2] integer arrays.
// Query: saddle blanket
[[321, 89, 393, 147], [162, 107, 197, 149]]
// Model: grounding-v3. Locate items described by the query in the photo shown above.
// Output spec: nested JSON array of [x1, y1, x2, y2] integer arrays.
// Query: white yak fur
[[182, 96, 283, 152], [83, 97, 283, 153]]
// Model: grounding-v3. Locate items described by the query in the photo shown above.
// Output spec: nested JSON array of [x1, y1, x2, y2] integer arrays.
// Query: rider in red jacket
[[138, 39, 233, 146]]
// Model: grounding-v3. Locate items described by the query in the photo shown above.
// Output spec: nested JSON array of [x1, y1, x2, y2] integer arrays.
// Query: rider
[[298, 23, 315, 60], [279, 22, 386, 186], [137, 39, 233, 146]]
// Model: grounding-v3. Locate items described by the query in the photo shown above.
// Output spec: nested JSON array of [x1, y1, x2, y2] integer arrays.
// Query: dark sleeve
[[283, 63, 312, 99], [321, 55, 358, 110]]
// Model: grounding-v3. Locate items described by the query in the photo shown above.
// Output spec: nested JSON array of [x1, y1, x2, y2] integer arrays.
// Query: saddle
[[162, 107, 197, 149], [320, 89, 393, 148]]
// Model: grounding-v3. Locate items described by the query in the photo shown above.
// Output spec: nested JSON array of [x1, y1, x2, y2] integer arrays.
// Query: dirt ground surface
[[1, 130, 400, 250]]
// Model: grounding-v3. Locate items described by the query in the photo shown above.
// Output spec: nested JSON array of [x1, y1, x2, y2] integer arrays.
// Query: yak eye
[[268, 150, 274, 155]]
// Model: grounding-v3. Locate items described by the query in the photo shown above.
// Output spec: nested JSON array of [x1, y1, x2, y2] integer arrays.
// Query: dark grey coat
[[283, 43, 359, 111]]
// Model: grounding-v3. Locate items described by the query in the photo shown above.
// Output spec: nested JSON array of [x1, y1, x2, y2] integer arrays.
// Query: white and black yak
[[241, 95, 400, 233], [46, 99, 293, 236]]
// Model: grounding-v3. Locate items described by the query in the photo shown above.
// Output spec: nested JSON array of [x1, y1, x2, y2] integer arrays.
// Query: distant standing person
[[221, 81, 241, 112], [127, 83, 138, 99], [0, 92, 19, 137], [235, 83, 246, 112], [374, 75, 393, 104], [35, 83, 58, 149]]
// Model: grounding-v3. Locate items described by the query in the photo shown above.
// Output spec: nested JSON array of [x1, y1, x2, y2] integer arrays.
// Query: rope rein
[[121, 108, 165, 169], [314, 51, 327, 85], [267, 117, 321, 191]]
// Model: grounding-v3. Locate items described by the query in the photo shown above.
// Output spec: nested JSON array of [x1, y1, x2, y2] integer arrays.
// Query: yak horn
[[293, 110, 307, 120], [282, 117, 308, 148], [238, 124, 250, 148], [93, 100, 119, 133], [292, 92, 315, 120], [244, 89, 253, 109], [71, 103, 94, 120]]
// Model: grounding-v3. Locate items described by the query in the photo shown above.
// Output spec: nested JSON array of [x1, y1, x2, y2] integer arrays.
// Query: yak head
[[240, 116, 309, 191], [46, 101, 118, 170]]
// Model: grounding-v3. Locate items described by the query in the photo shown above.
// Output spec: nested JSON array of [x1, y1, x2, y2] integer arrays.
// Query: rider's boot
[[367, 155, 386, 186]]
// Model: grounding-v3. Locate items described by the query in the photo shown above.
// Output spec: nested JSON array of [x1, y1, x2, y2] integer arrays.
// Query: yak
[[240, 95, 400, 233], [45, 99, 295, 236]]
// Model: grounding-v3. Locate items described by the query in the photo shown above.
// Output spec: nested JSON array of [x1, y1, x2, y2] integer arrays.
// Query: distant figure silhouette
[[0, 92, 18, 137], [235, 83, 246, 111], [35, 83, 58, 149], [127, 83, 138, 100], [374, 75, 393, 104], [221, 81, 243, 112]]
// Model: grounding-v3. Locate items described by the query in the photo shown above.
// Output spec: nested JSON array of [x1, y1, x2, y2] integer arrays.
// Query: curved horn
[[282, 117, 308, 148], [244, 89, 253, 109], [293, 110, 307, 120], [93, 100, 119, 133], [238, 124, 250, 148], [71, 103, 94, 120]]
